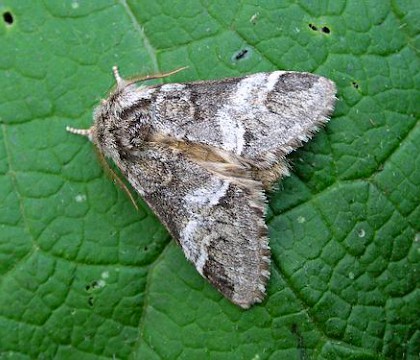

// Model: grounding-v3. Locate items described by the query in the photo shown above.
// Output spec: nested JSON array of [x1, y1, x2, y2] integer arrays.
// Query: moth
[[67, 66, 336, 309]]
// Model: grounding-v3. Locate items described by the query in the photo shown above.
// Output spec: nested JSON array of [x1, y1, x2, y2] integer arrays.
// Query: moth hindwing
[[67, 66, 336, 309]]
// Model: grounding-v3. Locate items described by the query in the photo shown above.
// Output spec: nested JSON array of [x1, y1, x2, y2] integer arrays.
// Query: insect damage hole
[[231, 48, 251, 62], [308, 23, 331, 35], [3, 11, 13, 25], [308, 23, 318, 31], [321, 26, 330, 34]]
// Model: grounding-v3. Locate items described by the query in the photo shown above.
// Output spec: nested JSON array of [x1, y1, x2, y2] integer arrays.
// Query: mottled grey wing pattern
[[149, 71, 336, 166], [117, 144, 270, 308], [68, 69, 336, 308]]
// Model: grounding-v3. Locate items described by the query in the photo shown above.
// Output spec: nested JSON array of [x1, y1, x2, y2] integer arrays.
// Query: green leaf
[[0, 0, 419, 359]]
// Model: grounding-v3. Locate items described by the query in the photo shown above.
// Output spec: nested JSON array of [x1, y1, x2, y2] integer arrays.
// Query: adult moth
[[67, 66, 336, 309]]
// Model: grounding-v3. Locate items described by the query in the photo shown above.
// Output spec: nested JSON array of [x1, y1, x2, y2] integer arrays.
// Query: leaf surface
[[0, 1, 419, 358]]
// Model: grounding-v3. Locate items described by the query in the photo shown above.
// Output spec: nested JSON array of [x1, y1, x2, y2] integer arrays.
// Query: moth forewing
[[67, 66, 336, 308]]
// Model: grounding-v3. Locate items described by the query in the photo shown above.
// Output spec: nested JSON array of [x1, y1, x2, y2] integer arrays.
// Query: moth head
[[67, 65, 187, 158], [66, 66, 133, 145], [85, 66, 144, 159]]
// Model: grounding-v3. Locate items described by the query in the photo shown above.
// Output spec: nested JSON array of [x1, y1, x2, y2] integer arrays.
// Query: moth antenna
[[112, 65, 125, 86], [126, 66, 188, 84], [66, 126, 94, 142], [95, 147, 139, 211]]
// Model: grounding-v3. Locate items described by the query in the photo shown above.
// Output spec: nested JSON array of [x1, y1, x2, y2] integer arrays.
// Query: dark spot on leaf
[[85, 280, 99, 292], [308, 23, 318, 31], [231, 48, 251, 62], [309, 23, 331, 35], [3, 11, 13, 25], [88, 296, 94, 307], [235, 49, 248, 60]]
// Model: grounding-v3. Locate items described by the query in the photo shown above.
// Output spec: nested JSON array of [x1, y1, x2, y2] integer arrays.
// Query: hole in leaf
[[3, 11, 13, 25], [235, 49, 248, 60], [231, 48, 251, 62], [85, 280, 99, 292], [309, 23, 331, 35], [352, 81, 359, 89], [308, 23, 317, 31]]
